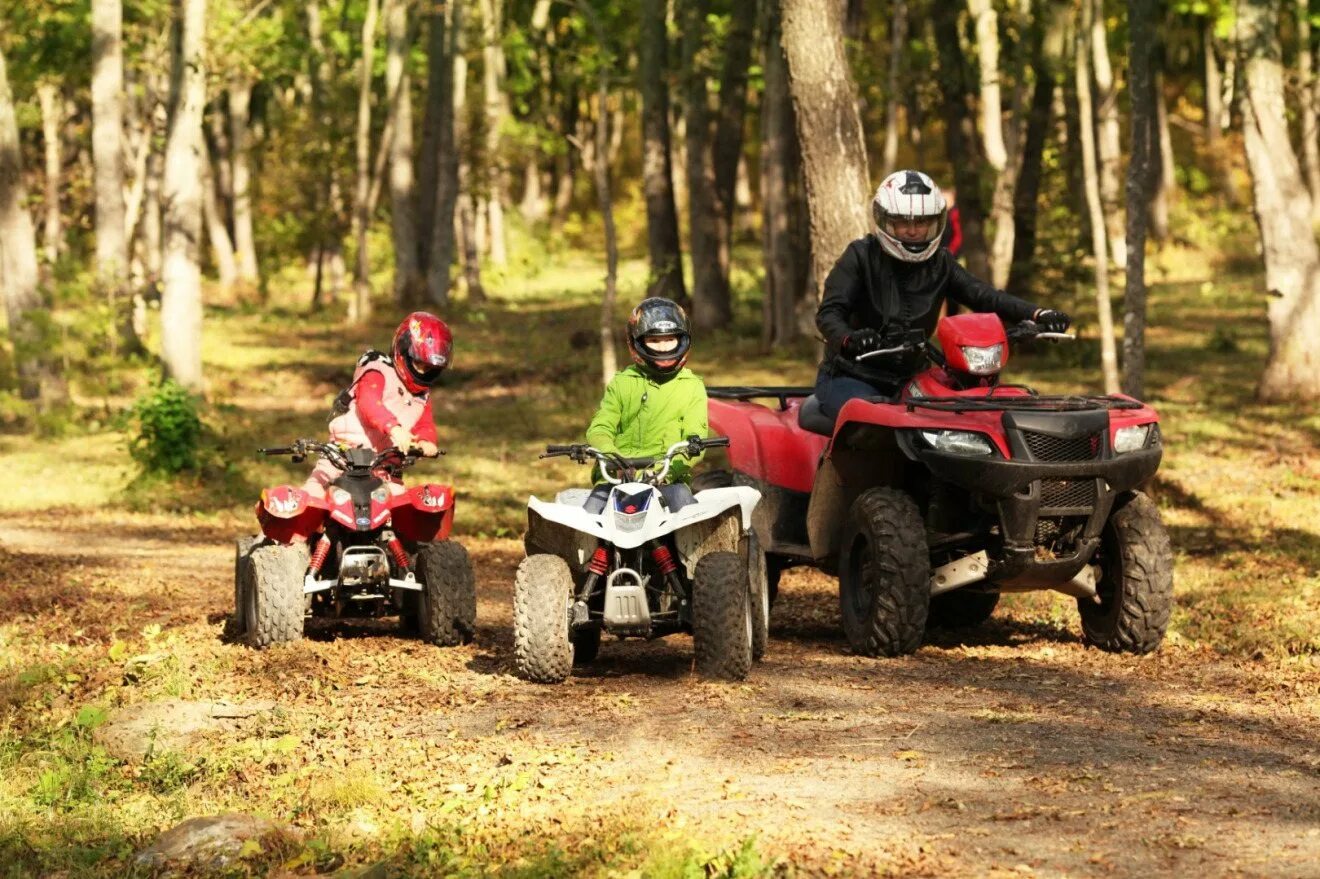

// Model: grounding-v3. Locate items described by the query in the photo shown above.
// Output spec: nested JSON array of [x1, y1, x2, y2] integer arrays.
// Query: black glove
[[841, 328, 883, 358], [1033, 309, 1072, 333]]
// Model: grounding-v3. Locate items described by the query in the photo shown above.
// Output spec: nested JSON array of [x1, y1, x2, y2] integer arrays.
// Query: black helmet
[[626, 297, 691, 377]]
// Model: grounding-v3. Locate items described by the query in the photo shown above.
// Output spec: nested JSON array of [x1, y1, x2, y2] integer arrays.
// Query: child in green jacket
[[583, 297, 708, 512]]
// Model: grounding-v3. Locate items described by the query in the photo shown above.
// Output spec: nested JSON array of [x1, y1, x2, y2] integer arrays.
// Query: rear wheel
[[692, 551, 753, 680], [244, 542, 309, 649], [838, 488, 929, 657], [414, 541, 477, 646], [1079, 491, 1173, 654], [233, 536, 260, 635], [746, 530, 770, 661], [513, 554, 575, 683], [928, 589, 999, 629]]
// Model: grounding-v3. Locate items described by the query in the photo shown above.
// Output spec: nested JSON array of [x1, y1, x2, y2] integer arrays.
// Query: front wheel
[[1078, 491, 1173, 654], [692, 551, 753, 681], [838, 487, 930, 657], [414, 541, 477, 646], [243, 542, 309, 649], [513, 554, 575, 683]]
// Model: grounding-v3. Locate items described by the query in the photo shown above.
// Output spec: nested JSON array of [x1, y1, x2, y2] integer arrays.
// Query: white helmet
[[872, 170, 949, 263]]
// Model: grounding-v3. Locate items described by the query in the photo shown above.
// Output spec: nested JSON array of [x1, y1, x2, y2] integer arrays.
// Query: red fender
[[708, 398, 827, 494], [390, 483, 455, 542], [256, 485, 328, 544]]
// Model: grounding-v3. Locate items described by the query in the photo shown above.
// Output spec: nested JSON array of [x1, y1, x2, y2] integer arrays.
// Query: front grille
[[1023, 430, 1102, 461], [1041, 479, 1096, 508]]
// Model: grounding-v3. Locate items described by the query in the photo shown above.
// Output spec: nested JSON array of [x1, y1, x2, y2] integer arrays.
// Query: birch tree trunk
[[479, 0, 508, 268], [351, 0, 380, 323], [37, 82, 63, 266], [588, 85, 619, 385], [882, 0, 907, 173], [986, 0, 1034, 289], [1299, 0, 1320, 220], [640, 0, 686, 304], [92, 0, 128, 292], [760, 0, 813, 346], [1123, 0, 1155, 399], [202, 152, 239, 290], [1077, 0, 1120, 394], [386, 0, 422, 303], [780, 0, 871, 301], [1239, 0, 1320, 401], [450, 4, 482, 304], [228, 72, 259, 287], [1149, 70, 1176, 241], [160, 0, 207, 391], [1090, 0, 1126, 268], [967, 0, 1007, 172], [1203, 21, 1222, 146], [0, 45, 52, 401]]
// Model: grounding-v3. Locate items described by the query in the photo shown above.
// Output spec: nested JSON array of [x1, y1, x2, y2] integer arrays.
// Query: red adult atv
[[234, 439, 476, 649], [703, 313, 1173, 657]]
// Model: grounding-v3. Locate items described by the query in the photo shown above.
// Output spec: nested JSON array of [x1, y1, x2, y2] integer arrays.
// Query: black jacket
[[816, 235, 1039, 386]]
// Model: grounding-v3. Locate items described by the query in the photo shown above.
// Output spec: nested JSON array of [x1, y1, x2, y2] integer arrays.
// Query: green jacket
[[585, 365, 709, 483]]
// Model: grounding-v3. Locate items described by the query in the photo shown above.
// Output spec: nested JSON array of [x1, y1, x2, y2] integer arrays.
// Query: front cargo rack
[[904, 394, 1145, 414], [707, 386, 815, 409]]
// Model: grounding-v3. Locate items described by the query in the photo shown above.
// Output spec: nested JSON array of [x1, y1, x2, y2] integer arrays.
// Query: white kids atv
[[514, 436, 767, 683]]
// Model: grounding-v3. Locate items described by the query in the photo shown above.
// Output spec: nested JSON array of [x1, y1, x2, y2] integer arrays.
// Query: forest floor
[[2, 250, 1319, 876]]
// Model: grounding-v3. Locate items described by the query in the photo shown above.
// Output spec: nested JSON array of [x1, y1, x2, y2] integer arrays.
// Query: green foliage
[[127, 380, 203, 475]]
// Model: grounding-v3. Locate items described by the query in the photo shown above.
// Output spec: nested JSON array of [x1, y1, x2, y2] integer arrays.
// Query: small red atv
[[703, 313, 1173, 656], [234, 439, 476, 649]]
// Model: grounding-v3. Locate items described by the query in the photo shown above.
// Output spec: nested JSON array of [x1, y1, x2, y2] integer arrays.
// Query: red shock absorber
[[651, 544, 678, 577], [385, 536, 411, 571], [587, 546, 609, 576], [308, 537, 332, 576]]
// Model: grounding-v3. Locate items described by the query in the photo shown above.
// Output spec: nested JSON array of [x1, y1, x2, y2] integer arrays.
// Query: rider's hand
[[842, 328, 883, 358], [388, 424, 413, 452], [414, 440, 439, 458], [1033, 309, 1072, 333]]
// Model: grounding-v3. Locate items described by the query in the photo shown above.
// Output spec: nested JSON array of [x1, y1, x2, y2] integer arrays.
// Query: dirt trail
[[3, 513, 1319, 877]]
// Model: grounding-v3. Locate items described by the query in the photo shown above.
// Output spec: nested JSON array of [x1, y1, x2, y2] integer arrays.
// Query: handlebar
[[852, 320, 1075, 364], [259, 438, 442, 472], [540, 436, 729, 484]]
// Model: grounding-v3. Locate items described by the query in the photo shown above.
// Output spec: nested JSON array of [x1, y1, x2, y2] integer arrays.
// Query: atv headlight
[[1114, 423, 1153, 454], [920, 429, 994, 457], [960, 343, 1004, 375]]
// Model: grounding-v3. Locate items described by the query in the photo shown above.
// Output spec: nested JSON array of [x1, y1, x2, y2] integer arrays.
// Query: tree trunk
[[986, 0, 1036, 289], [706, 0, 757, 328], [451, 5, 483, 303], [1203, 20, 1222, 146], [760, 0, 812, 346], [590, 84, 619, 385], [934, 2, 991, 281], [37, 82, 63, 266], [201, 151, 239, 290], [351, 0, 380, 323], [0, 45, 53, 401], [1299, 0, 1320, 220], [1149, 69, 1176, 242], [228, 72, 260, 287], [682, 0, 733, 331], [1077, 0, 1120, 395], [780, 0, 871, 302], [1007, 1, 1070, 297], [386, 0, 422, 304], [1239, 0, 1320, 401], [882, 0, 907, 173], [92, 0, 128, 292], [640, 0, 687, 305], [1090, 0, 1125, 268], [160, 0, 207, 391], [479, 0, 508, 268], [1123, 0, 1155, 399], [967, 0, 1007, 172]]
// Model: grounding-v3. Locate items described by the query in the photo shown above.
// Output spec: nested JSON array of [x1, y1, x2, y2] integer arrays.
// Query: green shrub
[[128, 380, 203, 474]]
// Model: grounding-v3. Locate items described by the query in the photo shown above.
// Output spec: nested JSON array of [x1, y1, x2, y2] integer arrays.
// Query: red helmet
[[391, 312, 452, 394]]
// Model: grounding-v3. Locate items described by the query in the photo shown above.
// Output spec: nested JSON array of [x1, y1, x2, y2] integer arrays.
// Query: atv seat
[[797, 395, 835, 437]]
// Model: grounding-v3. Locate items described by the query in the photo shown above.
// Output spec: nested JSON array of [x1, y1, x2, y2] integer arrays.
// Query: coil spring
[[651, 544, 677, 576], [386, 537, 410, 571], [308, 538, 332, 575], [587, 546, 609, 575]]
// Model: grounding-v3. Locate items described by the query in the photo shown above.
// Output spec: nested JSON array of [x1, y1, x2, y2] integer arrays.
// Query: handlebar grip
[[259, 447, 293, 456], [702, 436, 731, 448], [545, 444, 576, 453]]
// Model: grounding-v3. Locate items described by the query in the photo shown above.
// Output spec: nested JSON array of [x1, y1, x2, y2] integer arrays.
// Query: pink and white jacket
[[329, 351, 438, 450]]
